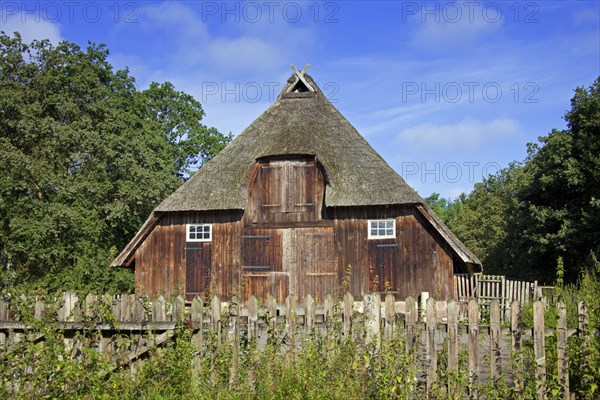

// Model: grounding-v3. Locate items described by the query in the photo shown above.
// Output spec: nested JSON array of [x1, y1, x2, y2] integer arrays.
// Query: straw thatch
[[155, 74, 422, 212]]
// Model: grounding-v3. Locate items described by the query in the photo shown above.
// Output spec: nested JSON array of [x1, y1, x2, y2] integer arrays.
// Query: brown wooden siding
[[134, 161, 458, 302], [134, 211, 242, 299], [330, 206, 455, 299]]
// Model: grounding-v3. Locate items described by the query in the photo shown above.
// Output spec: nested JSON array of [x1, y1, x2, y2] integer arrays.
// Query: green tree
[[445, 77, 600, 283], [444, 163, 529, 277], [517, 78, 600, 282], [0, 33, 231, 293], [424, 192, 449, 221]]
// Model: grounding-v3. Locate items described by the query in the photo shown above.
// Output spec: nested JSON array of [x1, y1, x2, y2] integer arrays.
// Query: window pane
[[386, 221, 393, 229], [370, 229, 377, 236], [386, 229, 393, 236], [203, 225, 210, 232], [203, 232, 209, 239], [378, 229, 385, 235], [190, 232, 196, 240], [190, 226, 196, 233]]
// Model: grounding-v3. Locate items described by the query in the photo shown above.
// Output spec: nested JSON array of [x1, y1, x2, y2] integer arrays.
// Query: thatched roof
[[155, 74, 422, 212], [113, 71, 481, 268]]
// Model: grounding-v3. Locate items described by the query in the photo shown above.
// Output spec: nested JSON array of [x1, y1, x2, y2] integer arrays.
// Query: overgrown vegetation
[[1, 282, 599, 399]]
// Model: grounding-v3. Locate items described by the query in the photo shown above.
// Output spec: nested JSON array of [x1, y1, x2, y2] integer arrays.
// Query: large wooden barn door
[[185, 242, 212, 301], [368, 240, 398, 294], [284, 227, 338, 301]]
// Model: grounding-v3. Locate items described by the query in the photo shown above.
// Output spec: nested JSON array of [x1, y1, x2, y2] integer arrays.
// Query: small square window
[[187, 224, 212, 242], [368, 220, 396, 239]]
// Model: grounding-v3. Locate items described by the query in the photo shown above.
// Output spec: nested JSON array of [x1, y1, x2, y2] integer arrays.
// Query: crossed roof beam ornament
[[285, 64, 315, 93]]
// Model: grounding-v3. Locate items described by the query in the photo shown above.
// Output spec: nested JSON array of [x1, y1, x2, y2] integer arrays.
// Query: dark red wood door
[[368, 240, 398, 293], [185, 243, 212, 300]]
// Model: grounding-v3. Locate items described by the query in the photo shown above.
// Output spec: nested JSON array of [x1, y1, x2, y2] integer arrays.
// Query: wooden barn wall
[[134, 211, 243, 299], [329, 206, 455, 299]]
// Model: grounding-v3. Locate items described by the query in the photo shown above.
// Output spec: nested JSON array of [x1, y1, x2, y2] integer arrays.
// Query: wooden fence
[[0, 291, 590, 399], [454, 274, 542, 318]]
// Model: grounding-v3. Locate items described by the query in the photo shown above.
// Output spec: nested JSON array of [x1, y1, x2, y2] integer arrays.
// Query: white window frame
[[186, 223, 212, 242], [368, 219, 396, 240]]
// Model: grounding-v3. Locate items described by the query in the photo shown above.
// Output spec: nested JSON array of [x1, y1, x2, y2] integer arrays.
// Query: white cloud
[[395, 117, 522, 151], [408, 2, 503, 50], [1, 15, 62, 44], [122, 1, 317, 78]]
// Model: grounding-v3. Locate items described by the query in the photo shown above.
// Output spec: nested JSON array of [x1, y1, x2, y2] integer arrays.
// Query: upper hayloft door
[[245, 157, 325, 226]]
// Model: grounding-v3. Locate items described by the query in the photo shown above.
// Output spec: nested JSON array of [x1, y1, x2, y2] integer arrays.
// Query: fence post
[[267, 295, 277, 336], [343, 292, 353, 338], [229, 295, 240, 388], [305, 294, 315, 335], [426, 297, 437, 395], [405, 296, 417, 354], [152, 296, 166, 322], [172, 295, 185, 322], [364, 292, 381, 348], [468, 299, 479, 399], [247, 296, 258, 341], [384, 293, 395, 341], [191, 296, 203, 350], [447, 299, 458, 398], [211, 295, 221, 344], [511, 300, 523, 391], [557, 301, 569, 400], [533, 300, 546, 399], [285, 295, 297, 351], [490, 299, 501, 382]]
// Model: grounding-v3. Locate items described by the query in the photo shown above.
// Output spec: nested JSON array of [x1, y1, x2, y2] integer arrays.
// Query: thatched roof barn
[[113, 67, 481, 302]]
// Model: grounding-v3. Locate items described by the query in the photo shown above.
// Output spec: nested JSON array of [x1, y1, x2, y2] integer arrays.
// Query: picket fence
[[0, 291, 591, 399]]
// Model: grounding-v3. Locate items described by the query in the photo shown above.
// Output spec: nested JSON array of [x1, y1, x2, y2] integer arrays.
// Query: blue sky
[[2, 0, 599, 198]]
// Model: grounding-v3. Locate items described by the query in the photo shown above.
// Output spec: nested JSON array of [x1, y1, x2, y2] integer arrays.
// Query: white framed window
[[368, 220, 396, 239], [186, 224, 212, 242]]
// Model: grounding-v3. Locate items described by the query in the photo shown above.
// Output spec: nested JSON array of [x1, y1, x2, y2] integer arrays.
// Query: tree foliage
[[428, 77, 600, 284], [0, 33, 231, 293]]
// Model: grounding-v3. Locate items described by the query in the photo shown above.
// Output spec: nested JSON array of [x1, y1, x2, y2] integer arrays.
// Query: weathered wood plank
[[533, 300, 546, 399], [343, 292, 353, 338], [384, 293, 395, 341], [405, 296, 417, 354], [426, 297, 437, 395], [557, 301, 569, 400], [511, 300, 523, 391], [490, 299, 501, 382], [447, 299, 458, 398], [364, 292, 380, 347], [468, 299, 479, 399]]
